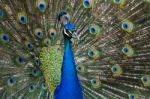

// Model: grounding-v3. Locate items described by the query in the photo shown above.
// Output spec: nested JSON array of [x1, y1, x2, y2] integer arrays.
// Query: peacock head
[[63, 23, 76, 39]]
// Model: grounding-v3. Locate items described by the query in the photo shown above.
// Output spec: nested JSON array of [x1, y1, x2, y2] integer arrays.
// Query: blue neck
[[54, 37, 83, 99]]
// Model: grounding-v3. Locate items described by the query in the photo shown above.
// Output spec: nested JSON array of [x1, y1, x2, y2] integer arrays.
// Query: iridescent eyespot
[[113, 0, 122, 4], [35, 28, 43, 39], [29, 83, 36, 92], [83, 0, 95, 9], [0, 34, 9, 43], [141, 75, 150, 87], [91, 79, 96, 84], [0, 9, 4, 18], [7, 77, 16, 87], [25, 42, 34, 49], [34, 58, 40, 66], [128, 94, 139, 99], [76, 65, 86, 73], [111, 64, 122, 77], [16, 56, 25, 65], [43, 38, 51, 46], [121, 20, 134, 33], [91, 79, 101, 89], [112, 66, 118, 72], [130, 95, 134, 99], [32, 68, 41, 77], [36, 0, 47, 12], [49, 28, 57, 39], [18, 13, 28, 24], [113, 0, 127, 6], [41, 82, 47, 89], [89, 24, 101, 35], [88, 47, 100, 59], [122, 44, 134, 57]]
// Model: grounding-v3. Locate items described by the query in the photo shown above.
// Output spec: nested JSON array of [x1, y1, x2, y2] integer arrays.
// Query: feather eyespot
[[32, 68, 41, 77], [121, 20, 134, 33], [89, 24, 101, 35], [88, 47, 100, 59], [25, 42, 34, 49], [0, 9, 4, 18], [7, 77, 16, 87], [42, 83, 47, 89], [83, 0, 94, 9], [76, 65, 85, 73], [113, 0, 127, 7], [18, 13, 28, 24], [0, 34, 9, 43], [91, 79, 101, 89], [49, 28, 57, 39], [111, 64, 122, 77], [34, 58, 40, 66], [36, 0, 47, 12], [16, 56, 25, 65], [43, 38, 51, 46], [35, 28, 43, 39], [128, 94, 139, 99], [29, 83, 36, 92], [141, 75, 150, 87], [122, 44, 134, 57]]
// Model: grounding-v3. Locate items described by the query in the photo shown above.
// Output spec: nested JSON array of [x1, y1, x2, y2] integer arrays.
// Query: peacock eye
[[39, 4, 46, 11], [0, 9, 4, 18], [89, 24, 101, 35], [111, 64, 122, 77], [113, 0, 122, 4], [41, 82, 47, 89], [84, 1, 90, 7], [91, 79, 97, 84], [32, 68, 41, 77], [121, 20, 134, 33], [113, 0, 127, 6], [35, 28, 43, 39], [76, 65, 85, 73], [18, 13, 28, 24], [16, 56, 25, 65], [34, 58, 40, 66], [29, 83, 36, 92], [112, 66, 118, 72], [123, 47, 129, 53], [88, 47, 100, 59], [122, 44, 134, 57], [91, 79, 101, 89], [141, 75, 150, 87], [49, 28, 57, 39], [0, 34, 9, 43], [43, 38, 51, 46], [25, 42, 34, 49], [89, 51, 94, 56], [7, 77, 16, 87], [83, 0, 94, 9], [37, 0, 47, 12], [129, 95, 134, 99], [143, 76, 148, 82], [128, 94, 139, 99]]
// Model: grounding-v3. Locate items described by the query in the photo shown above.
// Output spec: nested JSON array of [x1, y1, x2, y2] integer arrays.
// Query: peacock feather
[[0, 0, 150, 99]]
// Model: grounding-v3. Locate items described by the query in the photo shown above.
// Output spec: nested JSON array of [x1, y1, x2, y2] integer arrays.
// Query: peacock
[[0, 0, 150, 99]]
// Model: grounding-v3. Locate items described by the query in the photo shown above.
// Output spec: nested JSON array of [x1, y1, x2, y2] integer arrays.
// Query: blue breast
[[54, 27, 83, 99]]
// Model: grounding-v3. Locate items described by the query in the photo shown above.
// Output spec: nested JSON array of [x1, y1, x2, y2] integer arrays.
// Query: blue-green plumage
[[54, 23, 83, 99]]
